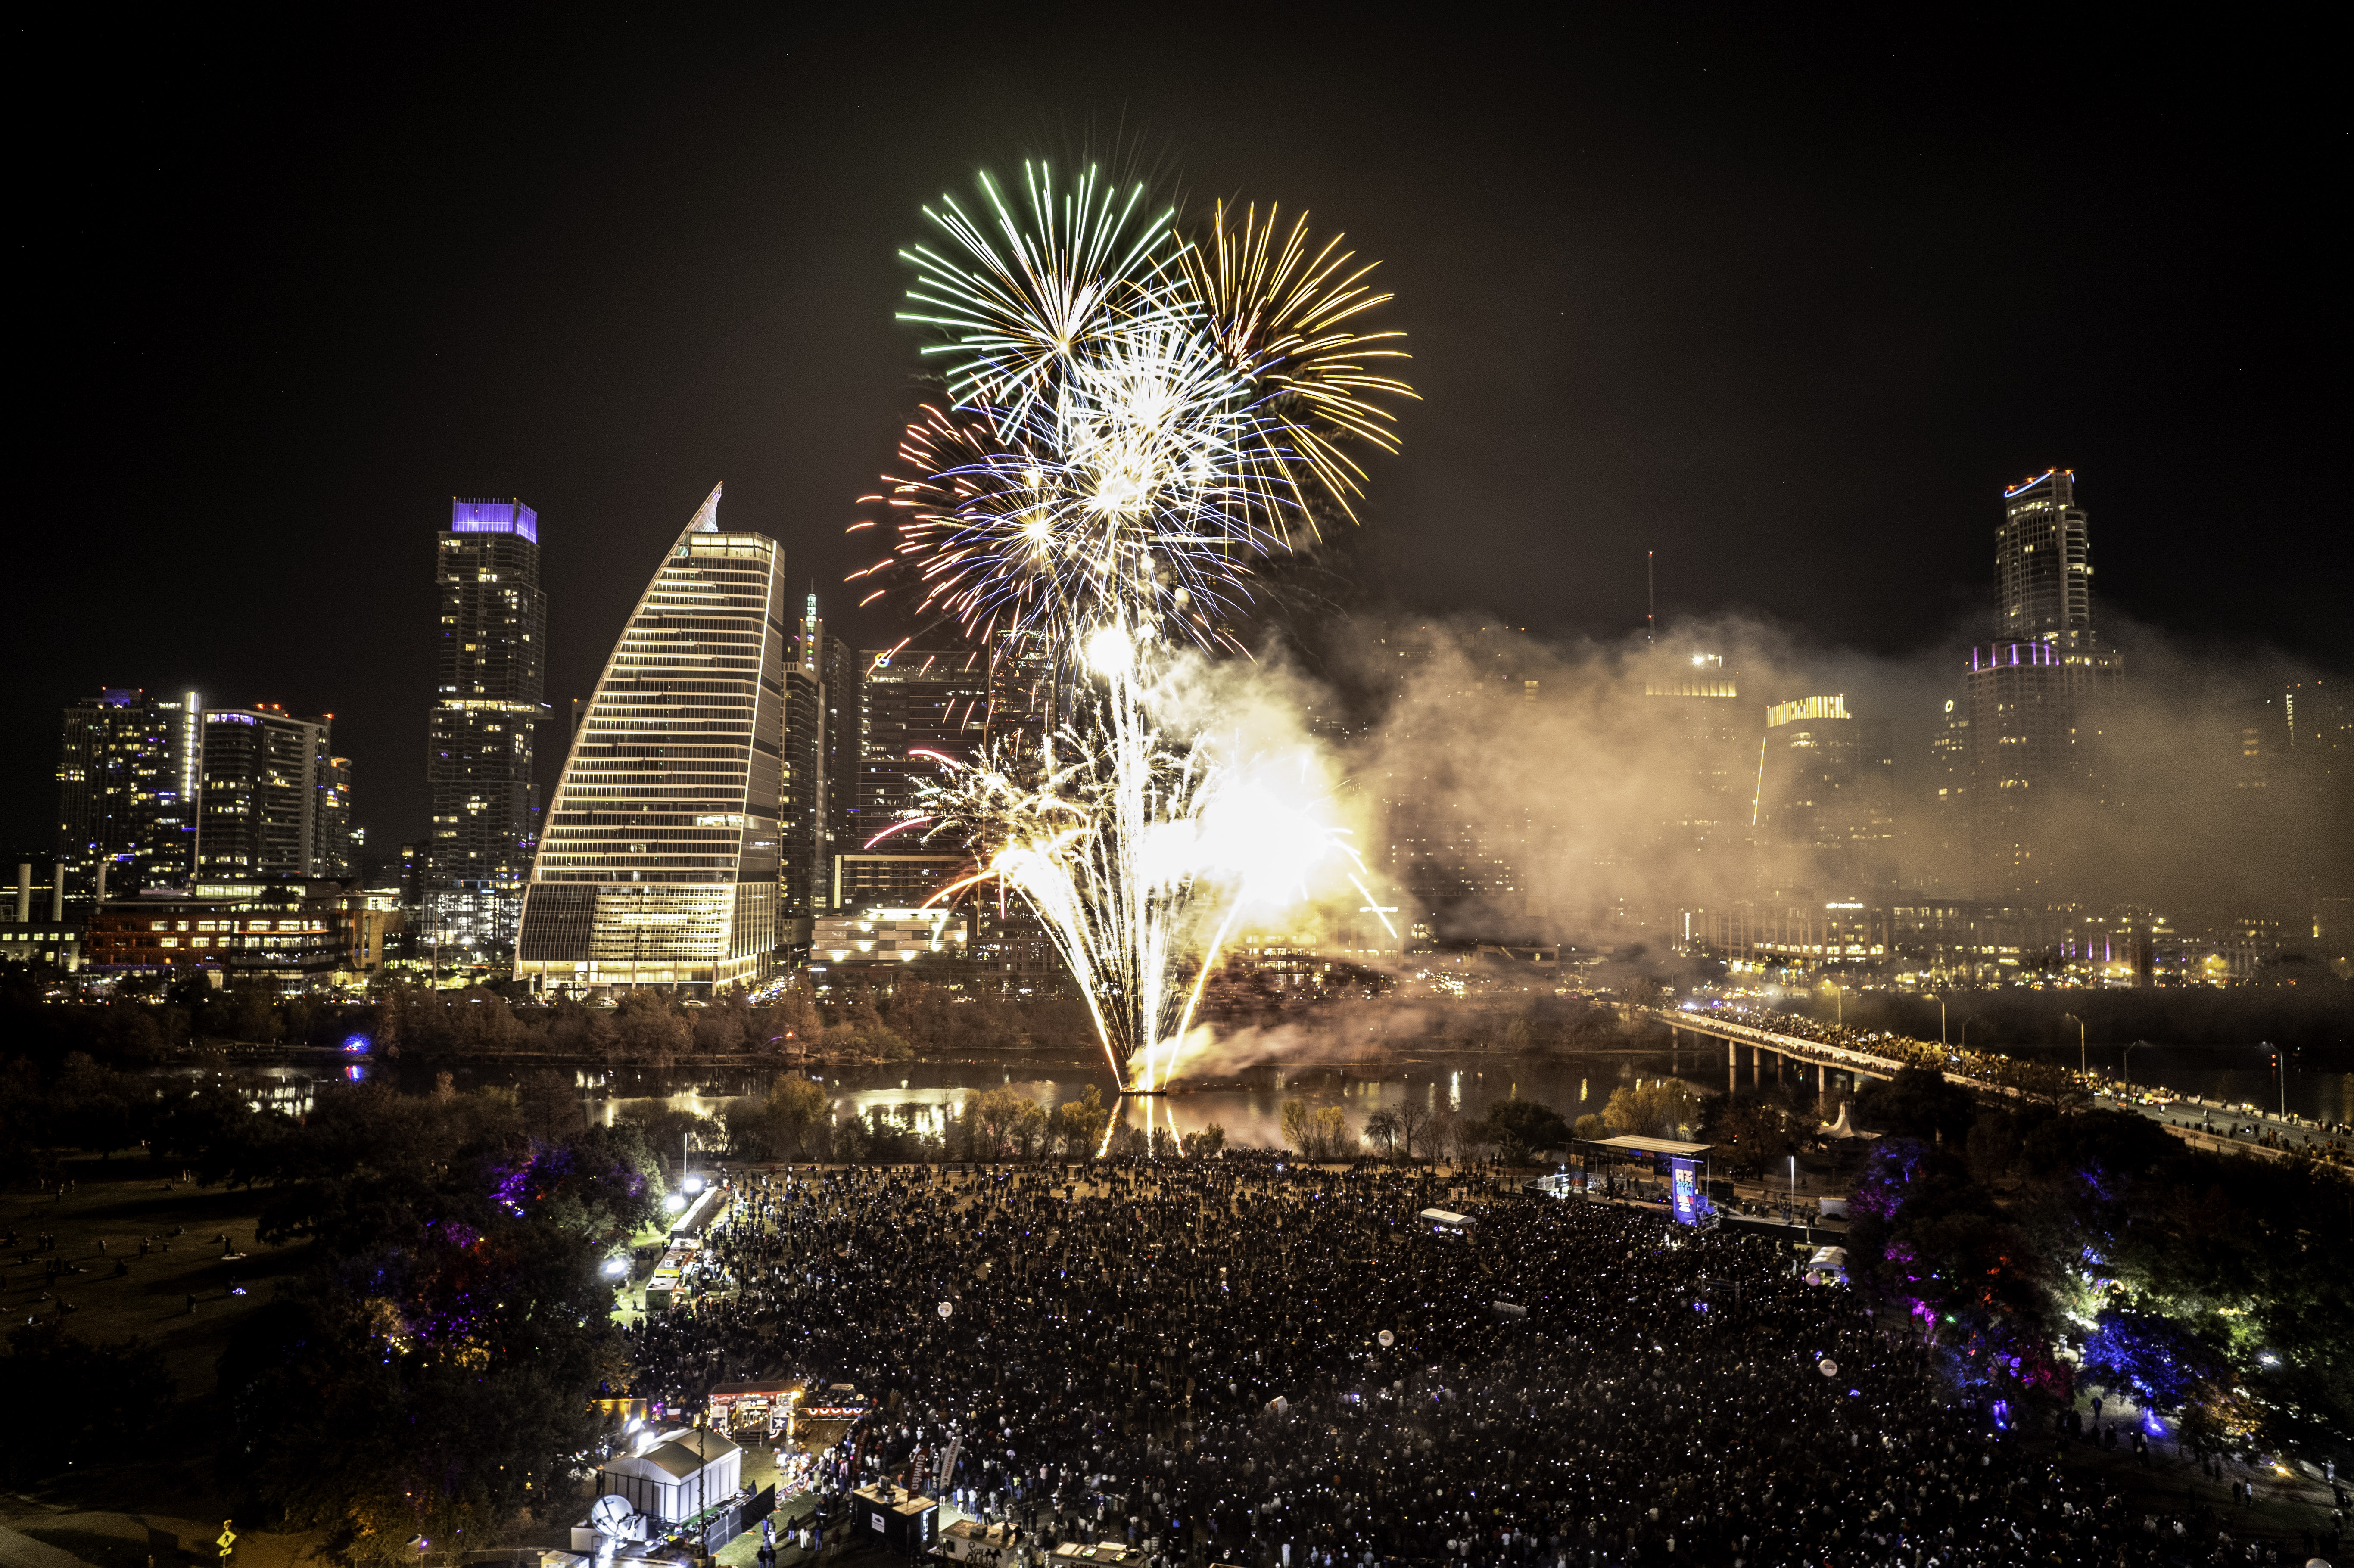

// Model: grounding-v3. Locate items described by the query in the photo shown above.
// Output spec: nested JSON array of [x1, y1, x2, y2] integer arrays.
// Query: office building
[[427, 498, 548, 956], [55, 688, 202, 913], [84, 883, 356, 989], [782, 591, 863, 928], [515, 484, 786, 995], [2282, 676, 2352, 946], [1754, 694, 1895, 893], [1643, 651, 1752, 862], [195, 705, 339, 883], [810, 905, 970, 972], [843, 647, 987, 910]]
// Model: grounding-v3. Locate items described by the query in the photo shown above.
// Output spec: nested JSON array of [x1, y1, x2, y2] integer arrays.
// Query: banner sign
[[1670, 1158, 1700, 1226]]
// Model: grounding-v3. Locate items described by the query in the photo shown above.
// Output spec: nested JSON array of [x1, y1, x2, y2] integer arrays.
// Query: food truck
[[707, 1380, 803, 1440], [643, 1239, 701, 1311]]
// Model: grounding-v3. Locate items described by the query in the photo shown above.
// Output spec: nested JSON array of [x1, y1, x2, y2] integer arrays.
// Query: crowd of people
[[607, 1150, 2324, 1568]]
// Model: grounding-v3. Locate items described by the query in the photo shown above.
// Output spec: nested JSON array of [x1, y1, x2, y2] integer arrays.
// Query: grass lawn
[[2, 1152, 308, 1397]]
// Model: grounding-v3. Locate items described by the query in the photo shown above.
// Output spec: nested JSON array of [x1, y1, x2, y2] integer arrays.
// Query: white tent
[[598, 1428, 742, 1523]]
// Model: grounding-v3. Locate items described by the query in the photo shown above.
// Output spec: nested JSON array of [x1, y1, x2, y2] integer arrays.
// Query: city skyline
[[9, 11, 2338, 865]]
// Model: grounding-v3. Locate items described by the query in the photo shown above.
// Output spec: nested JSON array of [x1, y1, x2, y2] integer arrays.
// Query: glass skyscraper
[[196, 706, 337, 883], [515, 485, 786, 995], [56, 688, 202, 912], [427, 497, 547, 957]]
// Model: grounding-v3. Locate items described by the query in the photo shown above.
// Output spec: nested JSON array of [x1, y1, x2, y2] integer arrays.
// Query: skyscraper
[[841, 647, 987, 908], [515, 485, 786, 995], [196, 705, 336, 883], [55, 688, 202, 911], [781, 591, 862, 930], [1961, 469, 2123, 900], [427, 498, 547, 957], [1755, 694, 1896, 893], [1995, 467, 2094, 642]]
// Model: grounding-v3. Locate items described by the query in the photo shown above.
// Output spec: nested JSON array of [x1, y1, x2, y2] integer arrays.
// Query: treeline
[[1835, 1067, 2351, 1469], [0, 968, 1101, 1075]]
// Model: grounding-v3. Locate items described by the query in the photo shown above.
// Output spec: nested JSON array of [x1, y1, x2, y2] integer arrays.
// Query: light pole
[[2121, 1039, 2146, 1091], [1927, 994, 1947, 1046], [2062, 1012, 2086, 1079]]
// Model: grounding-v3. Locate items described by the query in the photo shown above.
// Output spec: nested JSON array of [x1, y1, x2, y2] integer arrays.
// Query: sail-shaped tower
[[515, 484, 786, 994]]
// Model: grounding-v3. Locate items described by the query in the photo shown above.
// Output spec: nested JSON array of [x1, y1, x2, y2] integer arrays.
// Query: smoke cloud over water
[[1164, 607, 2344, 955]]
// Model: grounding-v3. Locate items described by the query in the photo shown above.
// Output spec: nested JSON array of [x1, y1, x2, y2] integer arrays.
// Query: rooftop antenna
[[1647, 550, 1656, 644]]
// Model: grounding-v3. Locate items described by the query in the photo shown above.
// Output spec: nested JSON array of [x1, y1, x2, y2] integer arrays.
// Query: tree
[[1392, 1098, 1432, 1161], [1480, 1099, 1571, 1166], [1180, 1123, 1226, 1157], [610, 990, 692, 1063], [964, 1086, 1049, 1161], [1051, 1086, 1110, 1157], [1310, 1105, 1351, 1162], [1602, 1079, 1701, 1140], [771, 1075, 833, 1158], [1706, 1097, 1796, 1177], [1853, 1066, 1977, 1145], [1362, 1109, 1401, 1158], [1279, 1100, 1313, 1157]]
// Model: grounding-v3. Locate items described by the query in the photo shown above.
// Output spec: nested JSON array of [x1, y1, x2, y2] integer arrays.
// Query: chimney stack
[[51, 864, 64, 923], [14, 863, 29, 924]]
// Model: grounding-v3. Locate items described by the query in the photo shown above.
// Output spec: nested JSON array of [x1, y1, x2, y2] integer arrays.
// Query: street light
[[1926, 993, 1948, 1045], [2121, 1039, 2147, 1091], [2061, 1012, 2086, 1079]]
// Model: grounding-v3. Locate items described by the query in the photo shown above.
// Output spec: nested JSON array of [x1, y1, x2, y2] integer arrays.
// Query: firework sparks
[[863, 165, 1414, 678], [856, 162, 1412, 1098], [915, 640, 1364, 1091]]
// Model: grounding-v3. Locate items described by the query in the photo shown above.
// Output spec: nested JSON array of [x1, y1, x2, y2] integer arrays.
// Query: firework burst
[[853, 162, 1411, 1096], [859, 164, 1413, 676]]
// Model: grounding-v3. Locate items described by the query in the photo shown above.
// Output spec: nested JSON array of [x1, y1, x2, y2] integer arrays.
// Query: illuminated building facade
[[1755, 694, 1895, 893], [195, 706, 338, 883], [1959, 470, 2124, 900], [844, 647, 986, 910], [810, 906, 968, 969], [84, 884, 350, 988], [1643, 652, 1751, 862], [782, 592, 862, 929], [55, 688, 202, 913], [515, 485, 785, 995], [1996, 467, 2094, 641], [427, 498, 547, 955]]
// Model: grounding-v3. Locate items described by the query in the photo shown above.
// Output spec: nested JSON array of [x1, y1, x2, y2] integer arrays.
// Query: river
[[209, 1036, 2354, 1141]]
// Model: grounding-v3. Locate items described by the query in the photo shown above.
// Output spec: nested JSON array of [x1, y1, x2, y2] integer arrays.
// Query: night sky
[[15, 9, 2339, 863]]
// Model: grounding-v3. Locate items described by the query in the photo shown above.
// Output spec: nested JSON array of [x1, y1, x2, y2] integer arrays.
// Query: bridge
[[1632, 1006, 1978, 1099]]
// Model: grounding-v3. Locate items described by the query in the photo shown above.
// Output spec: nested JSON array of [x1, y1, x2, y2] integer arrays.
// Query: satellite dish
[[1818, 1359, 1839, 1378], [590, 1494, 640, 1540]]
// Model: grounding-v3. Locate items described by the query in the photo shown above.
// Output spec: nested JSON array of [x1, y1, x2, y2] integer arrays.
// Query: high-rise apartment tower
[[1960, 469, 2123, 901], [196, 706, 337, 883], [1996, 467, 2094, 642], [56, 688, 202, 911], [427, 498, 547, 956]]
